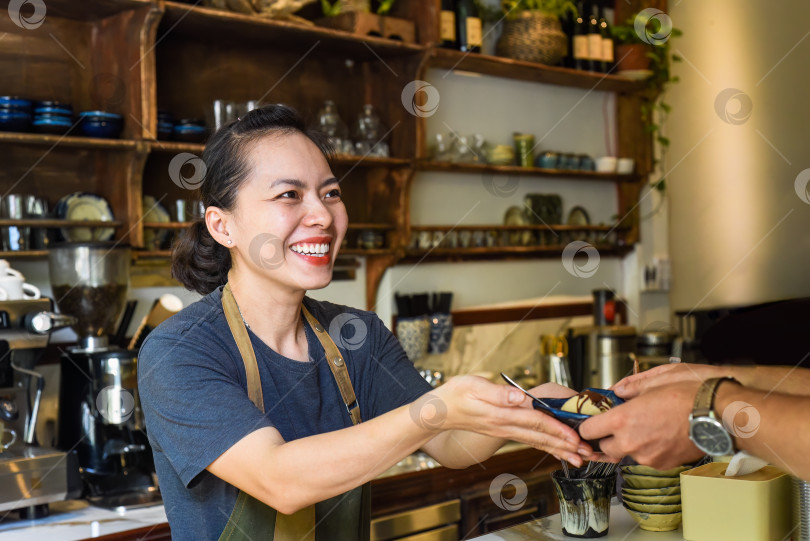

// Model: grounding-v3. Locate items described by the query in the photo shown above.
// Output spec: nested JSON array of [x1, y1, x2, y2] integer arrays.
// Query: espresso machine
[[567, 289, 637, 390], [0, 298, 81, 519], [49, 242, 158, 508]]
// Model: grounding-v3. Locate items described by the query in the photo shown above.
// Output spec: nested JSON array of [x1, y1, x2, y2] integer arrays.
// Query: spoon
[[500, 372, 554, 409]]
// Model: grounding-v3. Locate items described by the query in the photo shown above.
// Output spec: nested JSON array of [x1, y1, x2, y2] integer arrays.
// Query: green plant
[[612, 14, 683, 193], [500, 0, 577, 19], [320, 0, 395, 16]]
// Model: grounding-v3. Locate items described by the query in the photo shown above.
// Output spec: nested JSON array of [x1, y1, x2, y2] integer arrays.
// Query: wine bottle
[[455, 0, 482, 53], [572, 2, 589, 70], [600, 7, 614, 73], [587, 3, 603, 72], [561, 9, 575, 68], [440, 0, 457, 49]]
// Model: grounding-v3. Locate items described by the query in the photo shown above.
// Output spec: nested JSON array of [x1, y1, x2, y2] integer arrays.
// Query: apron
[[218, 284, 370, 541]]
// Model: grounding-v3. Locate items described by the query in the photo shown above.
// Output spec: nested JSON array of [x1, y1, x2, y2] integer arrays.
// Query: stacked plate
[[620, 464, 690, 532]]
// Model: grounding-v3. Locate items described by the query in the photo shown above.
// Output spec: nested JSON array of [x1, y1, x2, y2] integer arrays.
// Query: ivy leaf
[[672, 55, 683, 62], [377, 0, 395, 15], [660, 102, 672, 114], [657, 135, 670, 147], [320, 0, 341, 16], [654, 178, 667, 192]]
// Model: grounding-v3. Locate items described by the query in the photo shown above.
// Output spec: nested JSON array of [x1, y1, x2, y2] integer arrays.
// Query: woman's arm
[[420, 382, 586, 469], [208, 376, 586, 514]]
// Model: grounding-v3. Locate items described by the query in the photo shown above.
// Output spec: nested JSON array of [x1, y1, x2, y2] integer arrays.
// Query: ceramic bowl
[[622, 473, 681, 489], [623, 507, 682, 532], [0, 96, 33, 113], [621, 485, 680, 497], [595, 156, 617, 173], [78, 111, 123, 138], [173, 123, 207, 143], [621, 491, 681, 505], [624, 500, 682, 514], [0, 111, 32, 132], [617, 157, 635, 175], [621, 464, 690, 477], [32, 116, 73, 135]]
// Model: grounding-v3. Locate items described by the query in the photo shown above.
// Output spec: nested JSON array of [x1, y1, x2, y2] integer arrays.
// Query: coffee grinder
[[49, 242, 158, 507], [0, 298, 81, 519]]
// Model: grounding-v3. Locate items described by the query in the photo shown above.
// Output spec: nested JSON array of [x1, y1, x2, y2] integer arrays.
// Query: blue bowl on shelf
[[172, 122, 207, 143], [157, 121, 174, 140], [34, 101, 73, 117], [0, 96, 33, 114], [33, 116, 73, 135], [78, 110, 123, 138], [0, 111, 32, 132]]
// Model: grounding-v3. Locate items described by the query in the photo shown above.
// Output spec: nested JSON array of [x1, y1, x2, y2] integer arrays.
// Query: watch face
[[690, 419, 733, 456]]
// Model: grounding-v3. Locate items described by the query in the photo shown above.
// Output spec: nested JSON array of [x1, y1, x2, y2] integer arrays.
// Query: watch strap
[[693, 376, 739, 417]]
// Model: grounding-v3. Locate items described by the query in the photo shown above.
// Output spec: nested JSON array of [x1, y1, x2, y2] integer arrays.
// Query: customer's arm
[[581, 379, 810, 481], [613, 363, 810, 397]]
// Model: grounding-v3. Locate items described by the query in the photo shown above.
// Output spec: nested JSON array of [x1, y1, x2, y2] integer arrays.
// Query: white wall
[[667, 0, 810, 313]]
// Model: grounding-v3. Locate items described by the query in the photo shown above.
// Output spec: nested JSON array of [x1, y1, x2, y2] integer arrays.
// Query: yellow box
[[681, 462, 792, 541]]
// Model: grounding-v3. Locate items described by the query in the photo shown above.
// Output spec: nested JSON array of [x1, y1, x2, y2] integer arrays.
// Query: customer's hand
[[579, 380, 706, 469], [613, 363, 728, 399], [430, 376, 594, 465]]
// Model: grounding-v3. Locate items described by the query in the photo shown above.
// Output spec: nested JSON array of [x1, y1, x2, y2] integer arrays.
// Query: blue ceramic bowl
[[0, 111, 32, 132], [78, 111, 123, 138], [172, 123, 207, 143], [157, 121, 174, 140], [33, 116, 73, 135], [533, 388, 624, 452], [0, 96, 32, 113]]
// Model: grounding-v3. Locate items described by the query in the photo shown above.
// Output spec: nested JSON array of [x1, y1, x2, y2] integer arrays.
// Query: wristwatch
[[688, 377, 740, 456]]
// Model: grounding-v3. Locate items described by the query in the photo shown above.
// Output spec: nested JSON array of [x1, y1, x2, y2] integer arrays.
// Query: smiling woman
[[137, 105, 598, 541]]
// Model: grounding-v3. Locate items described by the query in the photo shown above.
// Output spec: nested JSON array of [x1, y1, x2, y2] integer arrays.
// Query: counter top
[[0, 500, 167, 541], [472, 500, 684, 541]]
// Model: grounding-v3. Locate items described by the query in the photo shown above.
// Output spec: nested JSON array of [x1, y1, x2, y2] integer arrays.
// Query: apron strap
[[222, 283, 264, 413], [302, 306, 363, 426]]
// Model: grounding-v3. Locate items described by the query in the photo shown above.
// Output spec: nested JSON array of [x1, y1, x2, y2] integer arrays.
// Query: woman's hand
[[425, 375, 594, 465], [580, 380, 706, 469], [612, 363, 728, 399]]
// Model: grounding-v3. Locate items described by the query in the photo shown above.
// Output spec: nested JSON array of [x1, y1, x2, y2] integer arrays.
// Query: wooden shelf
[[0, 132, 140, 151], [0, 219, 123, 228], [132, 248, 397, 259], [0, 251, 49, 259], [161, 2, 425, 58], [409, 224, 621, 232], [142, 222, 190, 229], [426, 48, 644, 94], [416, 161, 639, 182], [43, 0, 153, 20], [147, 140, 412, 168], [402, 244, 631, 262], [347, 223, 396, 230], [339, 248, 396, 256]]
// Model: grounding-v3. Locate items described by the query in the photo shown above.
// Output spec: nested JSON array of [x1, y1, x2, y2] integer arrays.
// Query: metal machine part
[[567, 325, 637, 390], [371, 499, 461, 541], [0, 298, 81, 520]]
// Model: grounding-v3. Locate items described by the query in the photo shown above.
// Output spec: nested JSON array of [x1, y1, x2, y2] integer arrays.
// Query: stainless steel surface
[[371, 499, 461, 541], [0, 448, 70, 513], [397, 524, 458, 541], [795, 477, 810, 541], [10, 361, 42, 444], [28, 311, 77, 334], [570, 325, 636, 389], [0, 299, 53, 350]]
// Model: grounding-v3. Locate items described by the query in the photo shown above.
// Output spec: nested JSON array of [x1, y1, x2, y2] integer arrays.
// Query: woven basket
[[496, 11, 567, 65]]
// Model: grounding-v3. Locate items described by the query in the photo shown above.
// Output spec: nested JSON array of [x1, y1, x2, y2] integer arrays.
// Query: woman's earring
[[227, 239, 233, 245]]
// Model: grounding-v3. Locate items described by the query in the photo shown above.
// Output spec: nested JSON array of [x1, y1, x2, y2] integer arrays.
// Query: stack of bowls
[[33, 101, 74, 135], [78, 111, 123, 138], [620, 464, 690, 532], [157, 110, 174, 140], [173, 118, 207, 143], [0, 96, 33, 132]]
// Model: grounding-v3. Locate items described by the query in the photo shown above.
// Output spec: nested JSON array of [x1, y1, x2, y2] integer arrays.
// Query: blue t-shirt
[[138, 287, 432, 540]]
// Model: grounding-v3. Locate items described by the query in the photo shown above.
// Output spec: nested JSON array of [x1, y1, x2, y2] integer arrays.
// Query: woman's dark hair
[[171, 104, 333, 295]]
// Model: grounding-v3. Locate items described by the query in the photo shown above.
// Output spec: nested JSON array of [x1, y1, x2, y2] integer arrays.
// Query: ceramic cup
[[616, 158, 635, 175], [396, 316, 430, 363], [552, 470, 616, 538], [0, 275, 41, 300], [513, 133, 535, 168], [428, 313, 453, 354], [595, 156, 618, 173]]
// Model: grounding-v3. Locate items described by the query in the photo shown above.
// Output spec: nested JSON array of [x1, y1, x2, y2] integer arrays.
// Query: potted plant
[[317, 0, 414, 42], [612, 12, 682, 193], [495, 0, 577, 65]]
